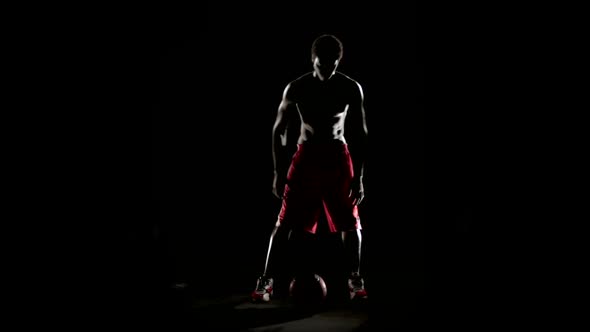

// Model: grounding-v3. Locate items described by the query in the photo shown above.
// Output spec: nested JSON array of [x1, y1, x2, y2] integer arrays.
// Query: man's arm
[[346, 81, 369, 204], [272, 83, 296, 199]]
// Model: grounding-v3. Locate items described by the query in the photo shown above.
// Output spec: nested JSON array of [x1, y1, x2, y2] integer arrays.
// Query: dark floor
[[156, 282, 369, 331]]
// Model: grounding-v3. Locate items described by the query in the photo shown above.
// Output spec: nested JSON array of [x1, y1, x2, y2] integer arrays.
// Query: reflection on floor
[[166, 287, 368, 332]]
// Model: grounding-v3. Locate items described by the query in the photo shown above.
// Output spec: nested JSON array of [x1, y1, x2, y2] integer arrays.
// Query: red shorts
[[277, 142, 361, 234]]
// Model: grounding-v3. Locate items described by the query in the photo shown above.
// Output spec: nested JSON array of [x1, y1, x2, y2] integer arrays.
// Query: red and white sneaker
[[348, 275, 368, 300], [251, 276, 274, 302]]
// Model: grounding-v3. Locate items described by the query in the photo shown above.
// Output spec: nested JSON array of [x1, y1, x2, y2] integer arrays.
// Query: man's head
[[311, 34, 343, 81]]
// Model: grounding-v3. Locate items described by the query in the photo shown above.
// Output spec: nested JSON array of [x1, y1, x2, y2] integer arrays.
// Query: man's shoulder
[[282, 73, 312, 100], [334, 72, 363, 96], [335, 72, 362, 86], [284, 72, 313, 94], [289, 72, 314, 86]]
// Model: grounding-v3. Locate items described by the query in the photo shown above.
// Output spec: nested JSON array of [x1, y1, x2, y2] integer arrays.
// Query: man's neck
[[313, 71, 334, 82]]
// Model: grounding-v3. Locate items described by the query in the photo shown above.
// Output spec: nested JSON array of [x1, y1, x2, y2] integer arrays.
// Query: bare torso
[[289, 72, 359, 144]]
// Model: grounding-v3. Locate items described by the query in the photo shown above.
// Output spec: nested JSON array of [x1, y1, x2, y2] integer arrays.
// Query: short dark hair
[[311, 34, 343, 61]]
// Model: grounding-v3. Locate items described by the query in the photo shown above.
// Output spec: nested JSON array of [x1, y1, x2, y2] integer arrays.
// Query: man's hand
[[272, 172, 286, 199], [349, 177, 365, 205]]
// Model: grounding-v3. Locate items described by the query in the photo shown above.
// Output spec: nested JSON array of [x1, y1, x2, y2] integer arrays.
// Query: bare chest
[[296, 84, 350, 119]]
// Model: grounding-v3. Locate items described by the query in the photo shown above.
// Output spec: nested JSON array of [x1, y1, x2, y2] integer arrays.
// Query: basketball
[[289, 274, 328, 304]]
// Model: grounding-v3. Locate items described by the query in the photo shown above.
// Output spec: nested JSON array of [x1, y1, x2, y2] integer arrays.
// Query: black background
[[18, 1, 490, 329], [11, 0, 577, 329], [150, 2, 429, 326], [149, 2, 426, 327], [155, 4, 419, 281]]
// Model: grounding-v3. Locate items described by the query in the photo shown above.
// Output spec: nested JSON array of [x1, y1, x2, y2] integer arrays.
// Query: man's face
[[313, 56, 339, 81]]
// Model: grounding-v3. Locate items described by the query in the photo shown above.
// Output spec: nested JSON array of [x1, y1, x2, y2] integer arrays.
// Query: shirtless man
[[252, 34, 368, 302]]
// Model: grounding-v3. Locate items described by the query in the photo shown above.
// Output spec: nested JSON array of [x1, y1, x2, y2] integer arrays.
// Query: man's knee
[[341, 229, 362, 242], [289, 229, 316, 242]]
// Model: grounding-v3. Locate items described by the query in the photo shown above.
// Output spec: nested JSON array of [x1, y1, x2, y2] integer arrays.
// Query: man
[[252, 34, 368, 302]]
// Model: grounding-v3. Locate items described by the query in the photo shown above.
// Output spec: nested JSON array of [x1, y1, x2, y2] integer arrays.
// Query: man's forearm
[[352, 155, 365, 181], [350, 138, 367, 180], [272, 133, 287, 175], [354, 162, 364, 180]]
